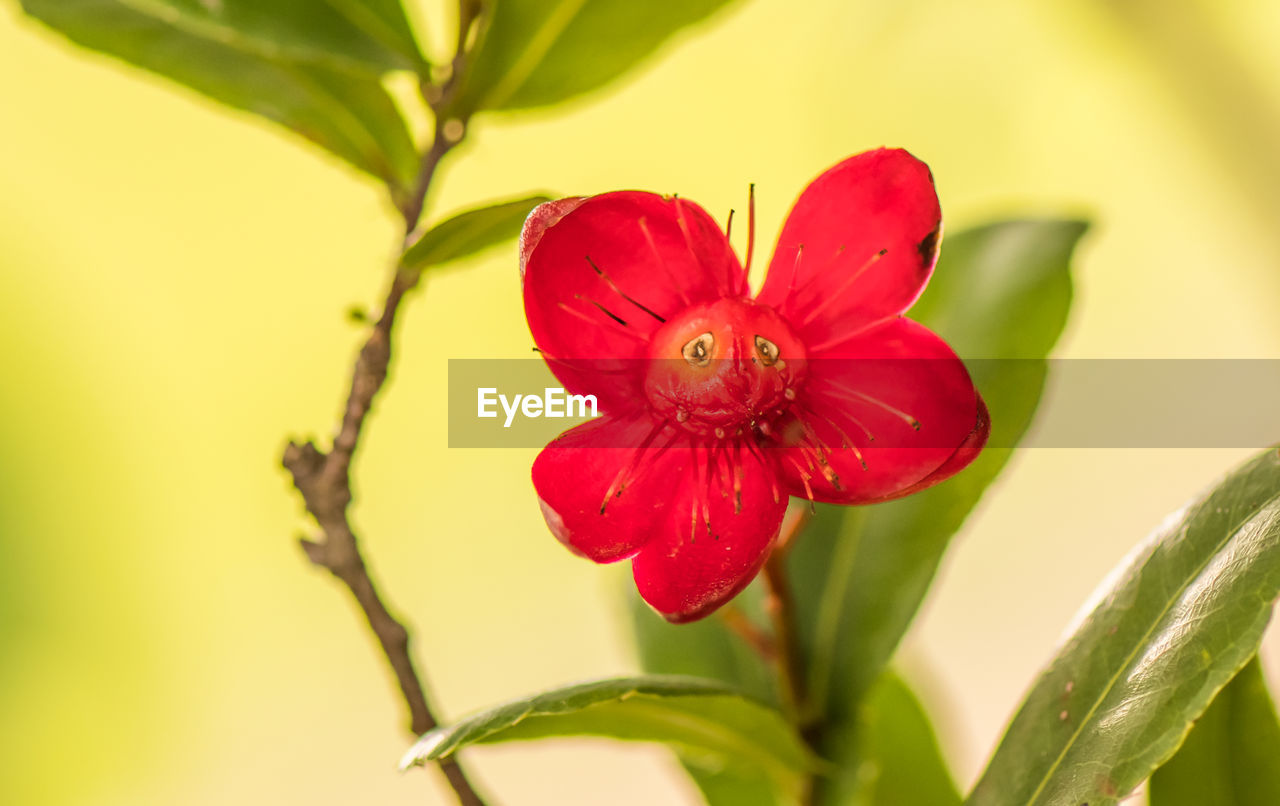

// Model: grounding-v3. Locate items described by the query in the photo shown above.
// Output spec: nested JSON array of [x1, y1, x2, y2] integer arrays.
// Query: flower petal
[[522, 192, 745, 410], [772, 317, 983, 504], [756, 148, 942, 349], [532, 415, 681, 563], [519, 196, 586, 277], [879, 393, 990, 502], [631, 438, 786, 622]]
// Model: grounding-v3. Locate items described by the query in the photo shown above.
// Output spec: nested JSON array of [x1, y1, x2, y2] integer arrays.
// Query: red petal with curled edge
[[772, 317, 983, 504], [521, 192, 744, 411], [519, 197, 585, 278], [756, 148, 942, 351], [877, 393, 989, 502], [532, 415, 682, 564], [631, 438, 786, 623]]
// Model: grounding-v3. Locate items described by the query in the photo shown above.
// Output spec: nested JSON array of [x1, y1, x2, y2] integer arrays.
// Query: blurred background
[[3, 0, 1279, 803]]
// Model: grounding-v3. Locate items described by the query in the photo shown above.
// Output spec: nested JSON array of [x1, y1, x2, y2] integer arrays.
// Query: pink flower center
[[643, 298, 808, 438]]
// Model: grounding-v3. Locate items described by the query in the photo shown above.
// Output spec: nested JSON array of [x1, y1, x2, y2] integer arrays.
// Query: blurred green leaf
[[1149, 656, 1280, 806], [448, 0, 739, 117], [24, 0, 424, 73], [685, 766, 787, 806], [401, 195, 551, 272], [399, 675, 813, 800], [318, 0, 427, 70], [788, 220, 1086, 773], [20, 0, 421, 191], [967, 448, 1280, 806], [821, 671, 962, 806]]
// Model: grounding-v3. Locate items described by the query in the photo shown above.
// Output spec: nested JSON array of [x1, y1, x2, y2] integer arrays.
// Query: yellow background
[[3, 0, 1279, 803]]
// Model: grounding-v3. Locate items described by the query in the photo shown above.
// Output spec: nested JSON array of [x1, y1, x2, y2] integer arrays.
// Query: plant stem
[[764, 505, 813, 717], [281, 4, 488, 804], [763, 549, 807, 722], [762, 505, 818, 803]]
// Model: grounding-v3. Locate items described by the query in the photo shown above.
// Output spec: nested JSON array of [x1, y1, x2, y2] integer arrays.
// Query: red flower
[[520, 148, 989, 623]]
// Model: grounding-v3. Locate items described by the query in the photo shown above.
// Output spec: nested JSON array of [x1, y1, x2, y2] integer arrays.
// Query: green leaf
[[789, 220, 1086, 740], [21, 0, 421, 191], [685, 766, 787, 806], [400, 195, 551, 272], [1150, 656, 1280, 806], [26, 0, 424, 73], [317, 0, 427, 70], [399, 675, 814, 801], [822, 671, 962, 806], [448, 0, 740, 117], [967, 448, 1280, 806]]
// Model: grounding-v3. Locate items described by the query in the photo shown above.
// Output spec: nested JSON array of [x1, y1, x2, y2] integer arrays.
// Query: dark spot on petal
[[917, 224, 942, 267]]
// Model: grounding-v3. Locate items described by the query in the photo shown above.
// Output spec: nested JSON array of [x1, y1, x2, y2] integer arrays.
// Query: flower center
[[643, 298, 808, 438]]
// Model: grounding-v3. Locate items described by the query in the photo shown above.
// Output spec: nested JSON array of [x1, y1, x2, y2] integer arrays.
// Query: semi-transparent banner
[[447, 359, 1280, 448]]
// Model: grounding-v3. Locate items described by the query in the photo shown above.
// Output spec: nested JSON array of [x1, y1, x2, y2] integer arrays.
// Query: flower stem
[[282, 3, 488, 804], [763, 504, 814, 721], [761, 505, 820, 804]]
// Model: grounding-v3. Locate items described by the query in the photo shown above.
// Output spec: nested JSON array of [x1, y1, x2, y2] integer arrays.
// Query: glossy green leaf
[[967, 447, 1280, 806], [400, 195, 551, 272], [788, 220, 1086, 745], [21, 0, 421, 190], [1149, 656, 1280, 806], [448, 0, 739, 117], [821, 671, 963, 806], [399, 675, 813, 799]]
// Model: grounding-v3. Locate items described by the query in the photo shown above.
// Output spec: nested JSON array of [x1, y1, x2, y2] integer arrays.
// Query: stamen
[[556, 300, 645, 343], [672, 196, 697, 259], [823, 378, 922, 431], [731, 439, 744, 514], [599, 420, 671, 514], [585, 255, 666, 323], [673, 196, 732, 297], [793, 417, 848, 487], [742, 436, 781, 504], [779, 244, 843, 308], [785, 455, 816, 508], [638, 217, 693, 307], [725, 208, 735, 242], [791, 422, 841, 489], [814, 405, 874, 444], [695, 441, 712, 535], [807, 408, 870, 471], [802, 319, 887, 354], [799, 248, 889, 326], [575, 294, 628, 327]]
